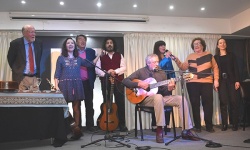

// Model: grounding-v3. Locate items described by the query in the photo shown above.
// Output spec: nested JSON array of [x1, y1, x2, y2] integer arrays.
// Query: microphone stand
[[80, 58, 130, 148], [164, 69, 189, 145], [162, 69, 221, 148]]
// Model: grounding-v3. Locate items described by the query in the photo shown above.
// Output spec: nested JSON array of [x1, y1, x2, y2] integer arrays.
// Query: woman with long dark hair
[[54, 37, 100, 140], [153, 40, 175, 78], [214, 38, 240, 131]]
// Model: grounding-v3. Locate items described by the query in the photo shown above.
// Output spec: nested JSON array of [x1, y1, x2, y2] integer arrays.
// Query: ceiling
[[1, 0, 250, 37]]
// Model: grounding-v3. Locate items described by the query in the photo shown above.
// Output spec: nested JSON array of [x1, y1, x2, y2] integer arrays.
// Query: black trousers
[[100, 79, 126, 127], [218, 79, 239, 125], [82, 80, 95, 128], [187, 82, 213, 129]]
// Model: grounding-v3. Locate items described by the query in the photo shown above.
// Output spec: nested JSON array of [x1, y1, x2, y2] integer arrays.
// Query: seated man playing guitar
[[122, 54, 193, 143]]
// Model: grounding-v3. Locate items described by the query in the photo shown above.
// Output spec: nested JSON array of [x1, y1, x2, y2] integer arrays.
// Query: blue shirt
[[159, 57, 175, 78]]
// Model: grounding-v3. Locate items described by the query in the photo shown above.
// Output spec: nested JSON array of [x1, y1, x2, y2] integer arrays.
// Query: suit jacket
[[214, 52, 240, 83], [7, 37, 43, 83], [84, 48, 97, 89]]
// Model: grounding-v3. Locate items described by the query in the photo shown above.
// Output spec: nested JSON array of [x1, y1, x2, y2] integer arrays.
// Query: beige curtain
[[0, 31, 22, 81], [124, 33, 221, 130]]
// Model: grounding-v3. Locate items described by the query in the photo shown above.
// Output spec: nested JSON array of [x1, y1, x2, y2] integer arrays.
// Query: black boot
[[232, 124, 238, 131], [221, 124, 228, 131]]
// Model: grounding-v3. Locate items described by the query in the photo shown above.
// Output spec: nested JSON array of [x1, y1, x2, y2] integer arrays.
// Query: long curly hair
[[102, 37, 117, 52], [61, 37, 79, 57]]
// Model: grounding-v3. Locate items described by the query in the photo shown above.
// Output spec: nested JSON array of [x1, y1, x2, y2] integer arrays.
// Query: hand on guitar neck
[[107, 69, 116, 77]]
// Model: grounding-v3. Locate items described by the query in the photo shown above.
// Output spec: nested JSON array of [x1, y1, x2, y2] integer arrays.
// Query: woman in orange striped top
[[168, 37, 219, 133]]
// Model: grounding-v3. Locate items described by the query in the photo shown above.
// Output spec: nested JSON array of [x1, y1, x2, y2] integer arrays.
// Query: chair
[[240, 81, 250, 131], [134, 104, 176, 141]]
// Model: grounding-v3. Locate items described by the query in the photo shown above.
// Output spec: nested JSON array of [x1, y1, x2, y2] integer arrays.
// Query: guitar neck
[[149, 77, 180, 89], [107, 80, 114, 110], [110, 84, 114, 101]]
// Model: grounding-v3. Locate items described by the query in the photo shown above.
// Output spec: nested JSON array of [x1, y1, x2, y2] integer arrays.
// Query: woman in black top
[[214, 38, 240, 131]]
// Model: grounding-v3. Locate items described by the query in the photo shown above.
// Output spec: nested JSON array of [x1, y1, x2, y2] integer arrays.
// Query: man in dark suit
[[7, 24, 43, 90]]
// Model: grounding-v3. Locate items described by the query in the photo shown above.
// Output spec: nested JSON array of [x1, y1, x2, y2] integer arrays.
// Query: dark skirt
[[59, 78, 84, 102]]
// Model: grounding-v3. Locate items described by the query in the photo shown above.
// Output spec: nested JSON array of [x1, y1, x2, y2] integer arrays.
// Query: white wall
[[230, 8, 250, 33], [0, 12, 231, 34]]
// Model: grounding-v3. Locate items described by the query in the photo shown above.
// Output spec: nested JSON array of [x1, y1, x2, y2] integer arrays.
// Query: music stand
[[164, 70, 222, 148], [80, 59, 130, 148]]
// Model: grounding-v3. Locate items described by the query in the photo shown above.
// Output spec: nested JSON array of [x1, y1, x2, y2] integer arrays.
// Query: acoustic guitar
[[97, 77, 119, 131], [126, 73, 194, 104]]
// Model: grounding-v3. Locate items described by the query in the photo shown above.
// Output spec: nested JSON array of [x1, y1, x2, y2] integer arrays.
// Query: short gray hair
[[145, 54, 158, 65]]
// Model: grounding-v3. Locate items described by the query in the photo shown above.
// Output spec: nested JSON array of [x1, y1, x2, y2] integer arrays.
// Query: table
[[0, 92, 69, 143]]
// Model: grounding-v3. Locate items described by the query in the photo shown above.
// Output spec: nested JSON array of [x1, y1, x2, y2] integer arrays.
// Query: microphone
[[165, 49, 176, 61], [153, 66, 162, 72]]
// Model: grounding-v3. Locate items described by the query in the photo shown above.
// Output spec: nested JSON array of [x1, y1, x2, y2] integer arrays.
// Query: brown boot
[[156, 126, 164, 143]]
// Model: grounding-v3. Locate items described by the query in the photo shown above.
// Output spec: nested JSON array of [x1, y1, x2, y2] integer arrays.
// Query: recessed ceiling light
[[169, 5, 174, 10], [97, 2, 102, 7], [21, 1, 26, 4], [201, 7, 205, 11], [60, 1, 64, 5], [70, 34, 73, 36], [86, 34, 89, 37], [133, 4, 137, 8], [31, 15, 35, 17]]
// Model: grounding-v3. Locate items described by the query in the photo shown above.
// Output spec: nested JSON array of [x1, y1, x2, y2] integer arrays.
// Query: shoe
[[232, 125, 238, 131], [221, 124, 228, 131], [69, 134, 82, 141], [244, 139, 250, 143], [206, 128, 215, 133], [191, 127, 201, 133], [120, 125, 128, 132], [87, 126, 98, 132], [181, 130, 200, 141], [69, 126, 83, 141], [156, 126, 164, 143], [53, 139, 67, 147]]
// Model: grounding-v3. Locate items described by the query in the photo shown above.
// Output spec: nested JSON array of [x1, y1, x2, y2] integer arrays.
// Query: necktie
[[28, 43, 34, 74]]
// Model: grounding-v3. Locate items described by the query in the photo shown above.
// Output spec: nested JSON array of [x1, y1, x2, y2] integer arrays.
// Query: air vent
[[9, 12, 149, 23]]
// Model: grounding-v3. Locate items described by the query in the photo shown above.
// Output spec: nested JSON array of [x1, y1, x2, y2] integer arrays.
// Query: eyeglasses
[[150, 61, 159, 64], [193, 42, 202, 46]]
